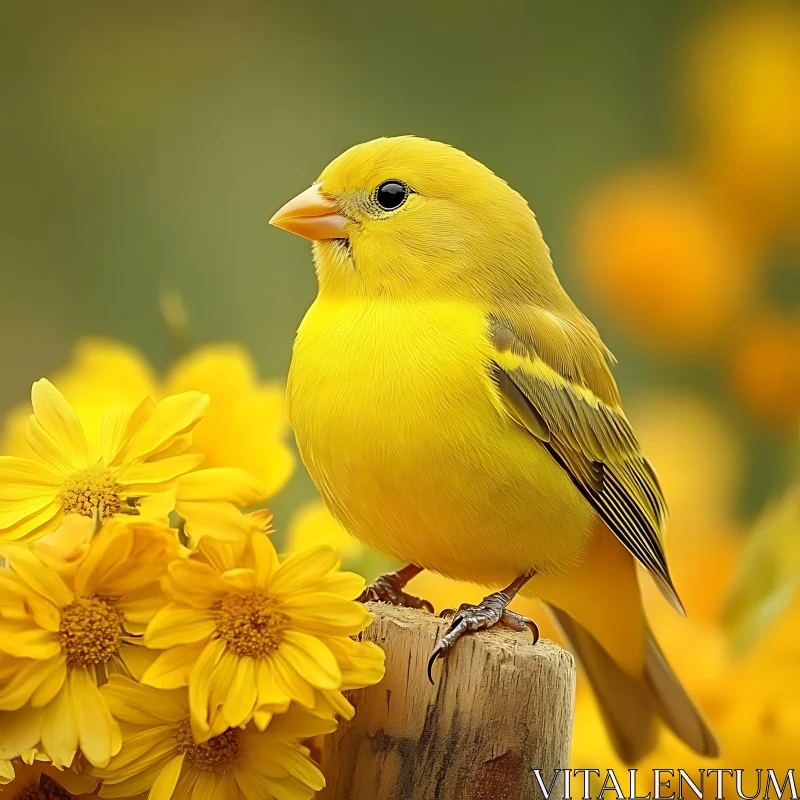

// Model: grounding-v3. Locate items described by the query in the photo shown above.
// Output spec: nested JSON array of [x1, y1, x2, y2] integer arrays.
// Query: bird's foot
[[357, 568, 434, 613], [428, 593, 539, 683]]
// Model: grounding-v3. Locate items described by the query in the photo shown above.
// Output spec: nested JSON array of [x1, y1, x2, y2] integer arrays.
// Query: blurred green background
[[1, 0, 797, 521]]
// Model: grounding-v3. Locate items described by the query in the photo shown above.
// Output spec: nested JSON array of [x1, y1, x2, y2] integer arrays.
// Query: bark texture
[[320, 602, 575, 800]]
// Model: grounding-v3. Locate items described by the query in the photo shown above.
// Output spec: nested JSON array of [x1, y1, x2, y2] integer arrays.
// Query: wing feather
[[490, 311, 683, 613]]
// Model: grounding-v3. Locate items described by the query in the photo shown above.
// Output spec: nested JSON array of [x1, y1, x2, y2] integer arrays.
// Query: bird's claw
[[427, 596, 540, 683], [357, 573, 434, 613], [498, 609, 540, 644]]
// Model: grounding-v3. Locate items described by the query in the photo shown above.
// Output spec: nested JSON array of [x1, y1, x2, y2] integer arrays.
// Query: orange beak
[[269, 183, 349, 241]]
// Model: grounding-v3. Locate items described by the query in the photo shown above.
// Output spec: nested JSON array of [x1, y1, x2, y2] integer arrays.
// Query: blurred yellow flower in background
[[286, 501, 364, 562], [165, 345, 294, 499], [728, 311, 800, 430], [1, 339, 295, 508], [0, 379, 207, 542], [574, 167, 756, 357], [95, 678, 333, 800], [142, 533, 383, 739], [0, 520, 178, 768], [685, 1, 800, 244]]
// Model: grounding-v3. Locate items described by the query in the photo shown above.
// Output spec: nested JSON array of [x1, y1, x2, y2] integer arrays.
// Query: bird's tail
[[547, 604, 720, 764]]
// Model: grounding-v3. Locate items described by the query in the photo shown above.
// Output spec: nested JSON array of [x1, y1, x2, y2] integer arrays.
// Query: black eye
[[375, 180, 409, 211]]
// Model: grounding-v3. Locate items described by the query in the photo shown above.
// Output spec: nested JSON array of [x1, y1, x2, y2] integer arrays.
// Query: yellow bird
[[270, 136, 718, 763]]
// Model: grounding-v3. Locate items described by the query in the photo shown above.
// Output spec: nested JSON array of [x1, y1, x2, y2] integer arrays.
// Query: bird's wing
[[489, 308, 683, 613]]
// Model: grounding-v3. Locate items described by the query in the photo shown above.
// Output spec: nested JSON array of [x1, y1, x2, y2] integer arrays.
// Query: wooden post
[[320, 602, 575, 800]]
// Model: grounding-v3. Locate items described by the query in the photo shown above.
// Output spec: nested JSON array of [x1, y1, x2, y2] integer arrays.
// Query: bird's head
[[270, 136, 558, 303]]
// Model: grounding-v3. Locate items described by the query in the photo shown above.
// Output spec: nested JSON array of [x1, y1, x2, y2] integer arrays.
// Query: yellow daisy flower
[[0, 379, 208, 542], [2, 339, 296, 503], [95, 677, 333, 800], [141, 534, 384, 739], [0, 520, 179, 768]]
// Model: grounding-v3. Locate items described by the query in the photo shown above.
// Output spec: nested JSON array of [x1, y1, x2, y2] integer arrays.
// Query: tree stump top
[[321, 602, 576, 800]]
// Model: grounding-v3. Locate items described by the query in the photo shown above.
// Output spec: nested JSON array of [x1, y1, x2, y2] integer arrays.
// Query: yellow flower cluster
[[0, 368, 385, 800]]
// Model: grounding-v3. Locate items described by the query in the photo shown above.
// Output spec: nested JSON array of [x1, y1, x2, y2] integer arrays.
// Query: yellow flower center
[[215, 593, 288, 658], [59, 466, 123, 518], [58, 598, 123, 666], [177, 720, 241, 773]]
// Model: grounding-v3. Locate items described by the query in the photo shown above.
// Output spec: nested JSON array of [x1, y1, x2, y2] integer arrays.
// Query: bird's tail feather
[[547, 604, 719, 763], [643, 632, 720, 758]]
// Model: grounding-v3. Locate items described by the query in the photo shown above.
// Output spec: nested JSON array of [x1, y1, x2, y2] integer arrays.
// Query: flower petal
[[221, 656, 257, 729], [0, 620, 61, 661], [0, 501, 63, 542], [234, 763, 284, 800], [173, 769, 200, 800], [279, 631, 341, 691], [118, 583, 170, 629], [255, 658, 291, 710], [324, 637, 386, 689], [120, 454, 205, 490], [41, 680, 78, 768], [211, 772, 237, 800], [0, 495, 58, 531], [192, 537, 243, 574], [73, 524, 134, 597], [268, 546, 340, 596], [280, 593, 373, 636], [146, 604, 217, 649], [18, 587, 61, 633], [269, 742, 325, 792], [101, 397, 155, 467], [70, 666, 121, 767], [190, 768, 217, 800], [179, 500, 256, 547], [163, 560, 229, 609], [117, 642, 157, 681], [97, 726, 177, 777], [142, 643, 205, 690], [0, 706, 44, 759], [0, 457, 61, 498], [189, 638, 225, 736], [29, 379, 89, 470], [150, 753, 185, 800], [0, 545, 72, 607], [206, 649, 239, 730], [30, 655, 67, 707], [313, 571, 366, 600], [250, 533, 279, 587], [124, 392, 210, 463], [271, 653, 316, 708], [102, 675, 188, 725], [99, 765, 172, 798], [177, 468, 266, 505]]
